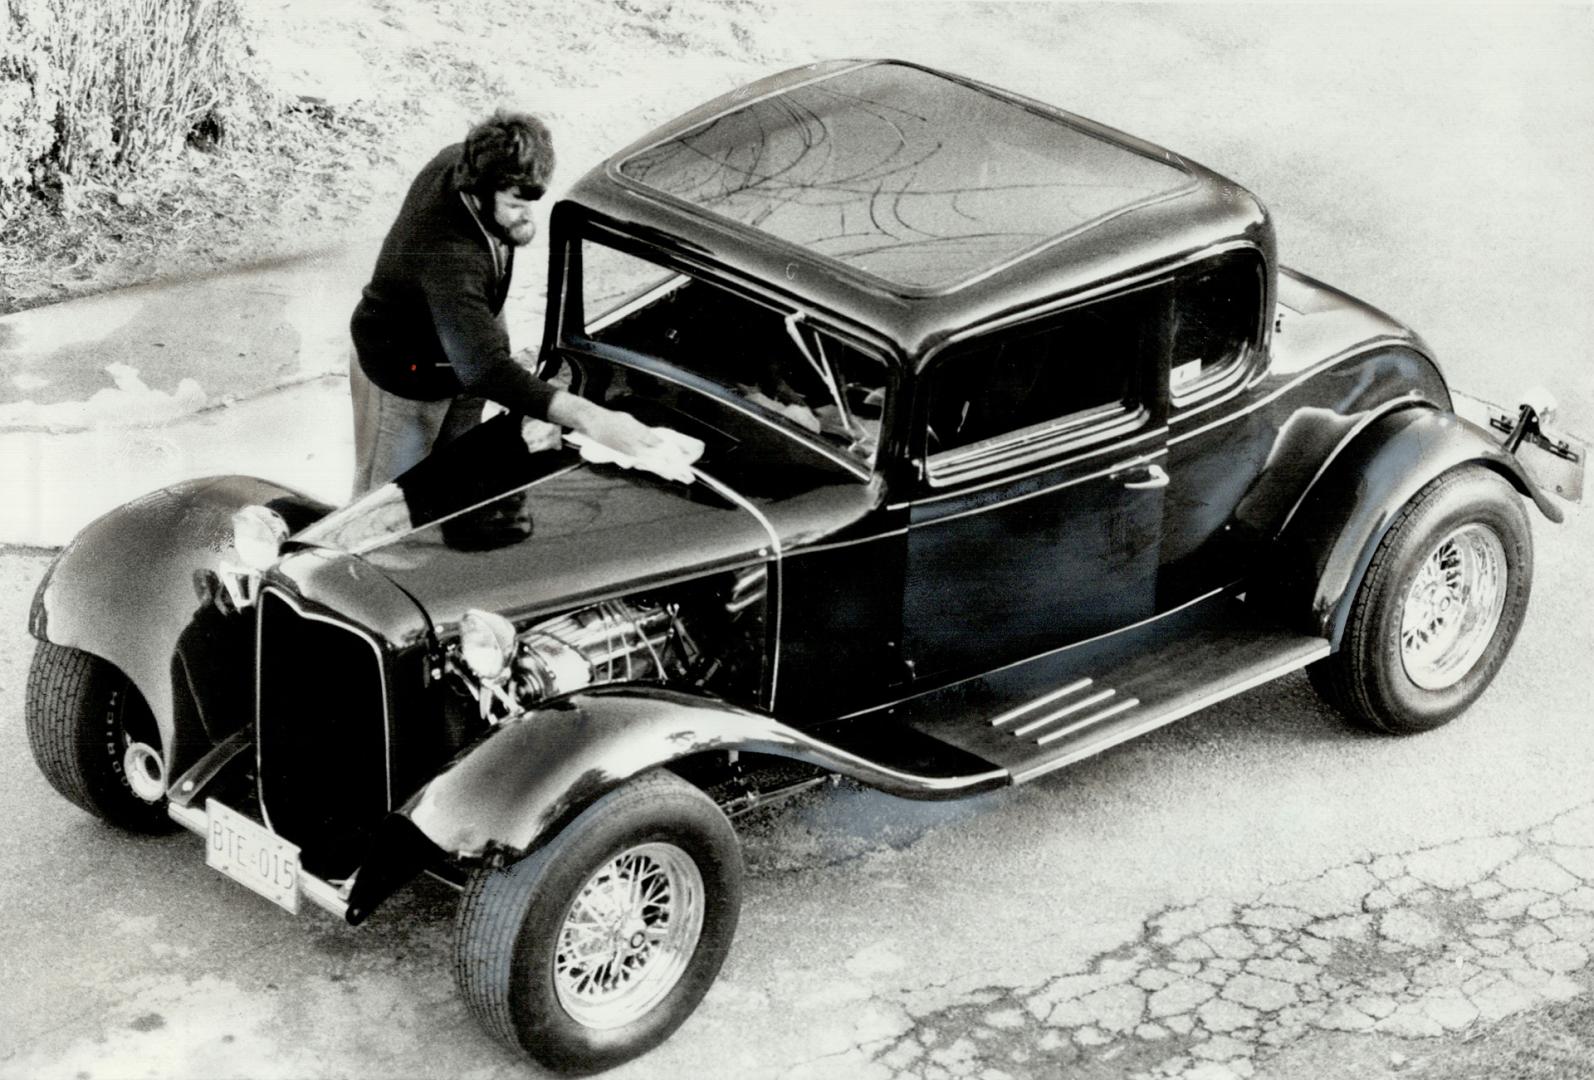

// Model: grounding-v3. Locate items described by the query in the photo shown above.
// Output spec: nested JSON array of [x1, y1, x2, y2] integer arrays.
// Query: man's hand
[[546, 390, 704, 483], [520, 416, 562, 452], [581, 405, 665, 459], [546, 390, 663, 458]]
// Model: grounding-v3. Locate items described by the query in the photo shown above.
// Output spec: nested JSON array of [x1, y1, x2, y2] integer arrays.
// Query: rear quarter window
[[1168, 249, 1265, 405]]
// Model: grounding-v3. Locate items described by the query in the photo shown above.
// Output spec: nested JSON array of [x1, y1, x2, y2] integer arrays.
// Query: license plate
[[1452, 391, 1586, 502], [206, 799, 301, 914]]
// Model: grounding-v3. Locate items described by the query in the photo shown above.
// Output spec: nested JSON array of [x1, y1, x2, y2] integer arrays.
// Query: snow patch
[[0, 363, 206, 431], [0, 290, 141, 352], [0, 377, 350, 547]]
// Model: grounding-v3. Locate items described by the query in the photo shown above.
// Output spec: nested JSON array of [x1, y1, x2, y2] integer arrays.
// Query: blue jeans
[[348, 351, 483, 498]]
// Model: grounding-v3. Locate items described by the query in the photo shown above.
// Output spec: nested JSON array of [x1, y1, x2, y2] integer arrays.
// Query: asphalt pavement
[[1, 5, 1591, 1080]]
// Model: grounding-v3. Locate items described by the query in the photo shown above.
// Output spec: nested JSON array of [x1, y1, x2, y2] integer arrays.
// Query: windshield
[[572, 238, 890, 468]]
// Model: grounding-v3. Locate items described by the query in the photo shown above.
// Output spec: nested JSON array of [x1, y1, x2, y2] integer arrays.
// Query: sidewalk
[[0, 241, 544, 548]]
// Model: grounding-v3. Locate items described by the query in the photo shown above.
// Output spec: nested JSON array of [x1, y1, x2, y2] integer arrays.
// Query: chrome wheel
[[553, 841, 705, 1030], [122, 741, 166, 803], [1400, 523, 1507, 690], [455, 770, 741, 1072]]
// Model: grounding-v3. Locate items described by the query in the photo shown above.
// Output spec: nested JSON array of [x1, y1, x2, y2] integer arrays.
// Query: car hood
[[289, 415, 876, 630]]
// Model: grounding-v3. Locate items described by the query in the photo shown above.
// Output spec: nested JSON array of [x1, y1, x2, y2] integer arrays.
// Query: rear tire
[[25, 641, 174, 832], [454, 770, 742, 1075], [1309, 465, 1532, 734]]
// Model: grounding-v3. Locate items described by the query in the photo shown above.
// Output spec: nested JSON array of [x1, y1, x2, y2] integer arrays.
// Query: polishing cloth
[[566, 427, 706, 484]]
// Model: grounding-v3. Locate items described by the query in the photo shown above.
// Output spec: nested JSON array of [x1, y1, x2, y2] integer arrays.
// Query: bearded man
[[348, 110, 662, 495]]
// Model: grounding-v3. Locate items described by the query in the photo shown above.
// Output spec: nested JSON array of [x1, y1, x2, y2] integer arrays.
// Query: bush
[[1, 0, 59, 198], [1, 0, 254, 214]]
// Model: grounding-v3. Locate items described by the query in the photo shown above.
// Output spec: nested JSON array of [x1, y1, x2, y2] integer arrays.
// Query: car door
[[1158, 248, 1274, 607], [902, 282, 1171, 683]]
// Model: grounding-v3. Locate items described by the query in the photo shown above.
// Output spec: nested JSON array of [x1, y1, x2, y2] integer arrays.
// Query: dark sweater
[[350, 144, 557, 418]]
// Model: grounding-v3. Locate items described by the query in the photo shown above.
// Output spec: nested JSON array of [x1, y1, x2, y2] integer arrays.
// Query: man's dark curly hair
[[457, 110, 555, 200]]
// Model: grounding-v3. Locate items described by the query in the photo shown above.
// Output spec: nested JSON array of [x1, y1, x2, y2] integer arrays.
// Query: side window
[[574, 239, 889, 466], [1169, 250, 1264, 403], [925, 284, 1157, 477]]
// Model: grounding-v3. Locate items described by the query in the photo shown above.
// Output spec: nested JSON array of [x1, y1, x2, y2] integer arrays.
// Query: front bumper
[[168, 800, 351, 919]]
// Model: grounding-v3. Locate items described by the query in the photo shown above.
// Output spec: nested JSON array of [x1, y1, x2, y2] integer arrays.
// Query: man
[[349, 110, 663, 496]]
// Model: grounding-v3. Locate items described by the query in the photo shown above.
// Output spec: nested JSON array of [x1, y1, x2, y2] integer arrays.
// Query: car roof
[[564, 60, 1272, 363]]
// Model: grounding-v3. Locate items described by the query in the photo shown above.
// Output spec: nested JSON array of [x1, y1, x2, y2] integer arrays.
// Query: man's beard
[[489, 217, 537, 247]]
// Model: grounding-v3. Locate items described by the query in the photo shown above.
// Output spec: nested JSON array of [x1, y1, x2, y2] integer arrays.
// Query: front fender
[[1279, 406, 1559, 645], [399, 687, 1008, 861], [29, 476, 331, 777]]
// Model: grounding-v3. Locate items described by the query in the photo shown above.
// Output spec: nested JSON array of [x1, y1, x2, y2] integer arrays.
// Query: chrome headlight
[[459, 609, 517, 681], [230, 505, 289, 572], [450, 600, 685, 724]]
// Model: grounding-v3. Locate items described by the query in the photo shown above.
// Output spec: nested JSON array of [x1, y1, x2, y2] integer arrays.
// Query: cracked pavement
[[784, 804, 1594, 1080]]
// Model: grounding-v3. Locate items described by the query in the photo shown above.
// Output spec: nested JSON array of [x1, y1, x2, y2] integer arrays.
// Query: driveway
[[1, 5, 1589, 1079]]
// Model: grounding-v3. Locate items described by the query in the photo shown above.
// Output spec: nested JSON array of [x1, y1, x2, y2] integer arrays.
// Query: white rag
[[566, 427, 706, 484]]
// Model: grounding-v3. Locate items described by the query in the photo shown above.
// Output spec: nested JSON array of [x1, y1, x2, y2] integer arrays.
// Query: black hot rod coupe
[[25, 60, 1584, 1073]]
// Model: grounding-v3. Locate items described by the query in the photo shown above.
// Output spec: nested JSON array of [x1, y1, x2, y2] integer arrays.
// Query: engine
[[449, 566, 767, 723], [513, 599, 695, 703]]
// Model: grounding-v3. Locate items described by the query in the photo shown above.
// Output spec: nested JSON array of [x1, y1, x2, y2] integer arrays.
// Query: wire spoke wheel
[[1399, 523, 1507, 690], [552, 842, 705, 1030], [1309, 466, 1532, 734], [455, 770, 741, 1072]]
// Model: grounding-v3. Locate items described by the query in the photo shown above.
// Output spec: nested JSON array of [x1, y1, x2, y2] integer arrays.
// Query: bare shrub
[[1, 0, 255, 214], [1, 0, 61, 200]]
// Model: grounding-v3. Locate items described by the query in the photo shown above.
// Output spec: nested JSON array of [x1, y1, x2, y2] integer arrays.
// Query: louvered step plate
[[902, 594, 1330, 784]]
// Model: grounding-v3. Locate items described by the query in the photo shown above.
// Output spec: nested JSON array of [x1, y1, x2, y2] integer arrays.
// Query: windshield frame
[[554, 220, 902, 482]]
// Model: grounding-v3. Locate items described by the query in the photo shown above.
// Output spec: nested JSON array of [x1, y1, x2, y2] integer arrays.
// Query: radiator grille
[[256, 588, 390, 851]]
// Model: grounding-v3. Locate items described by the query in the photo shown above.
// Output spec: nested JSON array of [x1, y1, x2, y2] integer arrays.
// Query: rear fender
[[399, 686, 1008, 862], [29, 476, 331, 777], [1278, 406, 1558, 645]]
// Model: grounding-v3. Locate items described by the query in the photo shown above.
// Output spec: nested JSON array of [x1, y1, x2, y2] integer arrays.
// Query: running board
[[902, 596, 1329, 785]]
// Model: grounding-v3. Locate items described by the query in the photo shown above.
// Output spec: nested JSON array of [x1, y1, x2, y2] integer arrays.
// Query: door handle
[[1120, 463, 1169, 490]]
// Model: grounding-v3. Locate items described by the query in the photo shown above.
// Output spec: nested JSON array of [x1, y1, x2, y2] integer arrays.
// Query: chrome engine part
[[448, 574, 764, 724], [514, 600, 689, 703], [726, 566, 767, 615]]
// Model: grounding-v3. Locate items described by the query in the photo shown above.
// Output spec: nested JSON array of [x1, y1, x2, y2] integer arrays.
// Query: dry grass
[[0, 0, 788, 316], [2, 0, 254, 191], [45, 0, 248, 174], [1, 0, 288, 308], [0, 99, 391, 309]]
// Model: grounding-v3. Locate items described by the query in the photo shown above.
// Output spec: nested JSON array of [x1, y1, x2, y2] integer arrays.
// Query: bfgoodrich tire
[[1309, 465, 1533, 734], [25, 641, 174, 832], [454, 770, 742, 1075]]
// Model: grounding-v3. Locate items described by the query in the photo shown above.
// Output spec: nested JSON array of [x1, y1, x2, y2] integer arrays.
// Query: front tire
[[454, 770, 742, 1075], [25, 641, 174, 832], [1310, 465, 1533, 734]]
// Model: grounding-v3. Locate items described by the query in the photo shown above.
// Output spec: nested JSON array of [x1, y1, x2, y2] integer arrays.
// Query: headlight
[[230, 506, 289, 572], [459, 609, 517, 681]]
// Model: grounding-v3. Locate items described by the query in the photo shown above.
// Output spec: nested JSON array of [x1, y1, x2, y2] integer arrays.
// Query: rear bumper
[[1452, 388, 1585, 504]]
